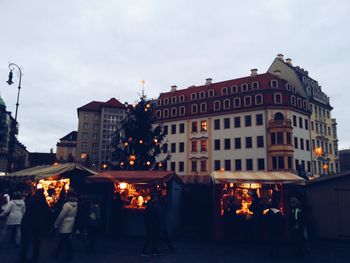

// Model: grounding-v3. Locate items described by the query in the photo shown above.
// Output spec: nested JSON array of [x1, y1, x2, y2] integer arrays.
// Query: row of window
[[214, 114, 263, 129], [82, 113, 99, 121], [312, 139, 334, 155], [214, 136, 264, 150], [82, 132, 99, 140], [157, 80, 290, 106], [311, 121, 332, 136], [156, 93, 291, 119], [292, 115, 309, 130], [164, 115, 264, 136], [82, 122, 100, 130]]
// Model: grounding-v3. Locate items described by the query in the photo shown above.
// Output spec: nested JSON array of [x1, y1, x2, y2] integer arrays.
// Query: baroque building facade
[[155, 55, 338, 178]]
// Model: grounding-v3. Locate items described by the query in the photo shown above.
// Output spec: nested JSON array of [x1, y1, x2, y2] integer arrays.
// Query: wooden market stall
[[7, 163, 97, 207], [86, 170, 183, 237], [211, 171, 305, 241]]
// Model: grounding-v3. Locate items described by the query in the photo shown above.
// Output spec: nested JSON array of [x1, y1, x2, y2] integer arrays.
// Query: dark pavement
[[0, 235, 349, 263]]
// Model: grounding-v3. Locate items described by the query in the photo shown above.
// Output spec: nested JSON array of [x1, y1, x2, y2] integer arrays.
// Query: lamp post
[[6, 63, 22, 174]]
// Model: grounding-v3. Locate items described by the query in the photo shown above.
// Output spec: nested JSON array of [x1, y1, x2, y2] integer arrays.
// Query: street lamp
[[6, 62, 22, 173]]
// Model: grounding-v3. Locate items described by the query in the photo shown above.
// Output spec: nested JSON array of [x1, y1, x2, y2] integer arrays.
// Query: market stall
[[7, 163, 96, 207], [86, 170, 182, 237], [211, 171, 305, 240]]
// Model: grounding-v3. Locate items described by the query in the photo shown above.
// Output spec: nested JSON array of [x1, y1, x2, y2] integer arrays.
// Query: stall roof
[[7, 163, 97, 182], [87, 170, 180, 184], [211, 171, 305, 184]]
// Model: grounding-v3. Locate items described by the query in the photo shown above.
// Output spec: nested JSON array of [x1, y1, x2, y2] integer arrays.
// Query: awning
[[7, 163, 97, 182], [211, 171, 305, 184], [86, 170, 180, 184]]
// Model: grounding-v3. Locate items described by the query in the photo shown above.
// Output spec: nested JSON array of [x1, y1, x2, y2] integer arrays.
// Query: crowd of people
[[222, 189, 308, 259], [0, 185, 308, 262], [0, 188, 101, 262]]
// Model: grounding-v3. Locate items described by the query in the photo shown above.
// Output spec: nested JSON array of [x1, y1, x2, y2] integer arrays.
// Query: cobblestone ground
[[0, 235, 349, 263]]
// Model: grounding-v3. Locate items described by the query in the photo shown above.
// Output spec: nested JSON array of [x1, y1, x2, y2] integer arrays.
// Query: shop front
[[211, 171, 304, 241], [86, 170, 182, 237]]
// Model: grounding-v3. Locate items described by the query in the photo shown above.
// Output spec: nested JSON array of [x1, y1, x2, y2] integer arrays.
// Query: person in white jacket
[[51, 190, 78, 260], [0, 191, 25, 246]]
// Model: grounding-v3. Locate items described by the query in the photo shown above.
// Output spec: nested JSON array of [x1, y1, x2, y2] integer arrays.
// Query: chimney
[[277, 53, 284, 61], [205, 78, 212, 85], [170, 85, 177, 92], [273, 70, 282, 76], [250, 68, 258, 77], [285, 58, 292, 65]]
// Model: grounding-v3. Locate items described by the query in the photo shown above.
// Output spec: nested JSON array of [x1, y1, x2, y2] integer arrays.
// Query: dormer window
[[171, 96, 177, 104], [244, 96, 252, 107], [163, 109, 169, 118], [274, 93, 282, 104], [232, 85, 238, 93], [179, 106, 185, 116], [292, 86, 296, 93], [222, 87, 228, 95], [291, 95, 296, 106], [214, 100, 221, 111], [157, 99, 162, 106], [233, 98, 241, 108], [200, 103, 207, 113], [286, 83, 291, 91], [297, 98, 302, 108], [179, 95, 185, 102], [223, 99, 230, 109], [255, 94, 263, 105], [171, 107, 177, 117], [191, 104, 198, 114], [303, 100, 307, 110], [241, 83, 248, 92], [164, 98, 169, 105], [252, 81, 259, 90], [191, 93, 197, 100], [271, 80, 278, 88], [156, 110, 162, 119], [208, 89, 215, 97], [199, 91, 206, 99]]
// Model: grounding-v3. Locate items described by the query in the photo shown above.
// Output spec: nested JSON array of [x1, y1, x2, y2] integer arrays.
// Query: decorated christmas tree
[[110, 93, 170, 170]]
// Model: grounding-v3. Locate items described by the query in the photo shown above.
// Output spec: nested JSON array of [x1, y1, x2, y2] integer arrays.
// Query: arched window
[[164, 98, 169, 105], [233, 98, 241, 108], [255, 94, 263, 105], [222, 87, 228, 95], [241, 83, 248, 92], [223, 99, 230, 109], [171, 107, 177, 117], [271, 80, 278, 88], [179, 106, 185, 116], [156, 110, 162, 119], [214, 100, 221, 111], [274, 112, 284, 121], [232, 85, 238, 93], [163, 109, 169, 118], [191, 104, 198, 114], [200, 103, 207, 112], [244, 96, 252, 107], [252, 81, 259, 90], [171, 96, 177, 104]]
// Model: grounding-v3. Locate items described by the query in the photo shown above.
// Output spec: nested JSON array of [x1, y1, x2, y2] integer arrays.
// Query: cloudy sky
[[0, 0, 349, 152]]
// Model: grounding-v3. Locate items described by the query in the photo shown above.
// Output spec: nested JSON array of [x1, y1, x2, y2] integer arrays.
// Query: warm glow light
[[119, 182, 128, 190], [130, 155, 136, 161], [139, 140, 143, 144], [102, 164, 108, 169], [124, 142, 128, 146], [120, 162, 124, 166], [129, 160, 135, 166], [146, 161, 151, 166], [239, 183, 262, 189], [323, 163, 329, 170], [314, 147, 323, 157], [220, 168, 225, 172], [229, 183, 234, 188], [154, 138, 158, 143], [158, 162, 163, 168], [53, 162, 59, 166]]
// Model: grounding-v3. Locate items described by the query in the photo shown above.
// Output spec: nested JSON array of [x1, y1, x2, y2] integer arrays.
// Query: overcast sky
[[0, 0, 349, 152]]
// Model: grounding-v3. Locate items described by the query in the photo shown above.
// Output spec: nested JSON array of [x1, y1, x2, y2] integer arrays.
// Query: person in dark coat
[[266, 195, 284, 259], [289, 196, 307, 258], [159, 192, 176, 253], [17, 189, 49, 263], [142, 193, 162, 257], [86, 201, 101, 252]]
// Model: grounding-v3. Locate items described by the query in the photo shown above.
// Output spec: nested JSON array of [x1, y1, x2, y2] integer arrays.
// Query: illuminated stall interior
[[36, 178, 70, 207], [114, 182, 166, 210]]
